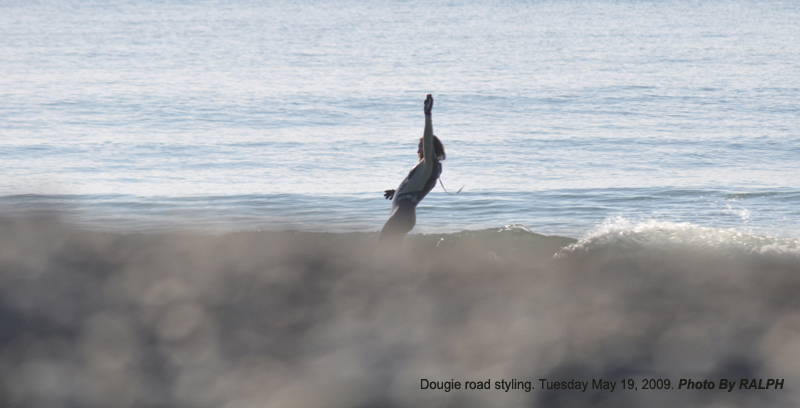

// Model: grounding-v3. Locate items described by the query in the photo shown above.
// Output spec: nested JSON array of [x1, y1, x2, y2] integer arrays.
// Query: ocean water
[[2, 217, 800, 408], [2, 0, 800, 237], [3, 1, 800, 407]]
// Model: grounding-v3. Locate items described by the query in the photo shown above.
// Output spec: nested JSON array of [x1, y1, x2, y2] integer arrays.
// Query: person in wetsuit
[[378, 94, 446, 246]]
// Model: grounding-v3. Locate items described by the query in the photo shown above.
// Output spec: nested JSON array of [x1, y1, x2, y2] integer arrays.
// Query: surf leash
[[438, 178, 464, 195]]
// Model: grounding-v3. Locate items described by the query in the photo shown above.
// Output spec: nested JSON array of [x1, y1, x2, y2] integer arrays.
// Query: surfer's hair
[[418, 135, 446, 161]]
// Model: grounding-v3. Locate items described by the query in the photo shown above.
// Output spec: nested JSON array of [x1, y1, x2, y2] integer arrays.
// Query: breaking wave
[[1, 215, 799, 407]]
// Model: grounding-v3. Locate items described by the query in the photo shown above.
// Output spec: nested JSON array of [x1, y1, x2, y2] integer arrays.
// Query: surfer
[[378, 94, 446, 247]]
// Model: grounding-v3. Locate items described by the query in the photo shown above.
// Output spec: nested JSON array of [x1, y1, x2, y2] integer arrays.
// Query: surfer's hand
[[424, 94, 433, 115], [384, 189, 396, 200]]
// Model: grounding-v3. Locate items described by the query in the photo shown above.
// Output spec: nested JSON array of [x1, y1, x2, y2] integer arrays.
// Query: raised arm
[[422, 94, 435, 163]]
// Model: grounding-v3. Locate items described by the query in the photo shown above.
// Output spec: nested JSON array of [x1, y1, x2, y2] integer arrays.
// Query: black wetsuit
[[378, 159, 441, 246]]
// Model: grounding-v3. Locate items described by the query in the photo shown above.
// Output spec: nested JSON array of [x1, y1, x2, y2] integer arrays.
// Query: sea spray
[[1, 216, 800, 407]]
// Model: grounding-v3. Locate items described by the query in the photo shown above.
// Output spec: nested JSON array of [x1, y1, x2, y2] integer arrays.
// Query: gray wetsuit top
[[391, 158, 442, 209], [390, 113, 440, 213]]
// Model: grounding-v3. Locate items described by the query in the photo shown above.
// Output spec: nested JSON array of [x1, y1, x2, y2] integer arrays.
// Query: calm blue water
[[2, 0, 800, 237]]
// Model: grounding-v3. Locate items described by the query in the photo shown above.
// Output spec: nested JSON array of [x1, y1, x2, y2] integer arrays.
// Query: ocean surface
[[2, 0, 799, 238]]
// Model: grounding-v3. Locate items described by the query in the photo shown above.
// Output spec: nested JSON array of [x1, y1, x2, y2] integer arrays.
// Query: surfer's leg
[[378, 201, 416, 247]]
